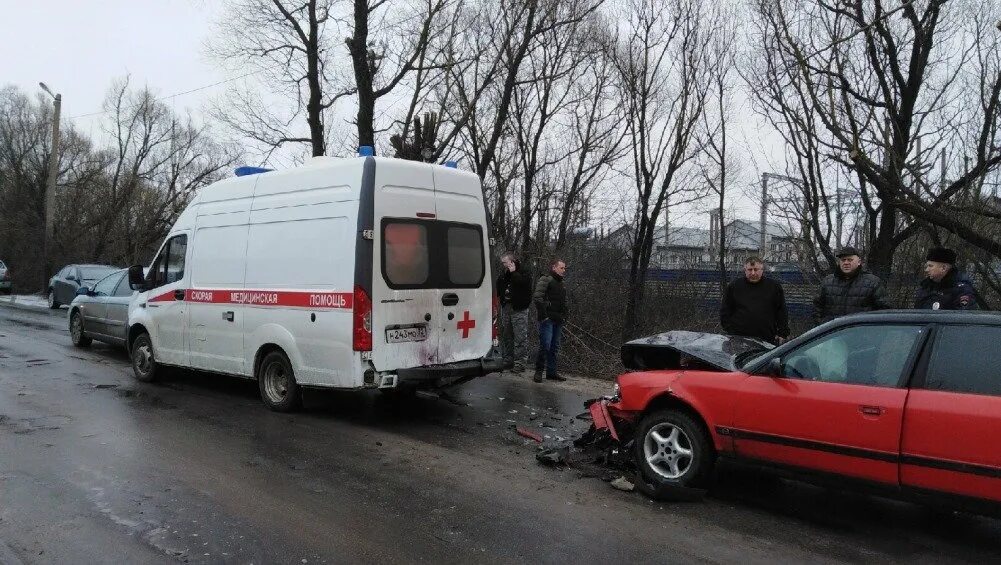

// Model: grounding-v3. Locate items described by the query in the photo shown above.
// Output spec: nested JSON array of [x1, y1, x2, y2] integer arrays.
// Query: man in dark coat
[[497, 253, 533, 372], [533, 258, 568, 383], [720, 257, 789, 345], [813, 246, 891, 324], [914, 247, 977, 310]]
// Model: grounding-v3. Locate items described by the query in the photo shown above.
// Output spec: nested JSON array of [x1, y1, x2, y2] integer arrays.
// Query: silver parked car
[[0, 260, 11, 294], [69, 269, 133, 348]]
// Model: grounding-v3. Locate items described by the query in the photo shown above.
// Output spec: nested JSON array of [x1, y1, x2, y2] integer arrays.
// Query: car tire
[[258, 350, 302, 412], [70, 310, 92, 348], [47, 289, 60, 309], [634, 409, 716, 490], [131, 332, 159, 383]]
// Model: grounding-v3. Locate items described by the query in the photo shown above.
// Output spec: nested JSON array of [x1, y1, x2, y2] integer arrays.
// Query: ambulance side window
[[148, 235, 188, 289]]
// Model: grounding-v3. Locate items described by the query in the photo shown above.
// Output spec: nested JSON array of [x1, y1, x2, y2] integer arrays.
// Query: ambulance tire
[[131, 332, 159, 383], [258, 350, 302, 412]]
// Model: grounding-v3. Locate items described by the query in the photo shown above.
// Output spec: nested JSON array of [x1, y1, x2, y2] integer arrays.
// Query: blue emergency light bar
[[234, 166, 274, 177]]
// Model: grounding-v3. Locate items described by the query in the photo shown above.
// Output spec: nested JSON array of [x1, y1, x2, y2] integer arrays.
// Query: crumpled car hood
[[620, 330, 772, 372]]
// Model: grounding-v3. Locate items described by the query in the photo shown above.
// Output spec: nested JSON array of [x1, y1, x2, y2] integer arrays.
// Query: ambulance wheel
[[258, 350, 302, 412], [131, 332, 159, 383]]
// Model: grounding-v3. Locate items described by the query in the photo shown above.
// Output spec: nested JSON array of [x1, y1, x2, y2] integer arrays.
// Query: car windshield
[[80, 266, 116, 281], [736, 349, 771, 370]]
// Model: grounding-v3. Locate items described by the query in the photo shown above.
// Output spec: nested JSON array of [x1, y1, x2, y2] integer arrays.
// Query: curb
[[0, 296, 67, 318]]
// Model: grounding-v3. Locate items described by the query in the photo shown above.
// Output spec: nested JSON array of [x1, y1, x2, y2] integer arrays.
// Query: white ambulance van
[[125, 152, 502, 411]]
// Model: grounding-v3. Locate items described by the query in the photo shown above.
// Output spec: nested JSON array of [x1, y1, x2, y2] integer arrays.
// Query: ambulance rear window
[[447, 226, 483, 285], [384, 222, 430, 286], [381, 219, 484, 289]]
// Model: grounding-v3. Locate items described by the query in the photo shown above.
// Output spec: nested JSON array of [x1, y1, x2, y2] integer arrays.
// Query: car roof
[[830, 309, 1001, 326]]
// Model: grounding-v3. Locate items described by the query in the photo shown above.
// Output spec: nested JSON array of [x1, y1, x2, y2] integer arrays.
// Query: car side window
[[92, 272, 121, 296], [112, 272, 132, 297], [58, 266, 71, 278], [148, 235, 188, 289], [924, 326, 1001, 396], [780, 325, 923, 387]]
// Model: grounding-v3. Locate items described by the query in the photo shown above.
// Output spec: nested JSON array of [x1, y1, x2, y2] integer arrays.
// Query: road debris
[[515, 427, 543, 443], [535, 446, 569, 466], [533, 397, 709, 503], [610, 476, 635, 492]]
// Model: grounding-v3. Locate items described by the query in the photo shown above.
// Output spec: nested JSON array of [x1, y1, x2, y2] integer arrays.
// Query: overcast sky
[[1, 0, 783, 230], [1, 0, 225, 134]]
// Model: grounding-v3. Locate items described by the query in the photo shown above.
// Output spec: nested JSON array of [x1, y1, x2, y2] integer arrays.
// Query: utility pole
[[759, 172, 801, 260], [759, 174, 769, 259], [39, 82, 61, 287]]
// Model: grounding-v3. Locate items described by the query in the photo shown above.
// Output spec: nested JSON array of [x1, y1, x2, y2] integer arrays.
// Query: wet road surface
[[1, 303, 1000, 564]]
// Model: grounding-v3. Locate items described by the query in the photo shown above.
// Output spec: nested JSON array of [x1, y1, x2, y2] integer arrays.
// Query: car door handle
[[223, 311, 234, 322], [441, 293, 459, 306], [859, 405, 884, 416], [174, 289, 185, 300]]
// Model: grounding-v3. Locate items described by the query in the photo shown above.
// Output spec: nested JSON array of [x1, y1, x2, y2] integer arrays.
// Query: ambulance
[[125, 150, 502, 411]]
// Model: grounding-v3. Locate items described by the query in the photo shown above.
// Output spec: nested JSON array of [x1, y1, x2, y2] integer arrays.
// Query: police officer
[[914, 247, 977, 310]]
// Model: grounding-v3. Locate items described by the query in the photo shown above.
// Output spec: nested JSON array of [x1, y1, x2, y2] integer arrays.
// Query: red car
[[593, 311, 1001, 514]]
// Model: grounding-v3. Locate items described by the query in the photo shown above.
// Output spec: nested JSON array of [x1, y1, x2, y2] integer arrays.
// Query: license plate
[[385, 324, 428, 343]]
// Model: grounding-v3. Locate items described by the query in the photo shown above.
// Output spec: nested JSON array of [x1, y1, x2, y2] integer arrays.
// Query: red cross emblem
[[457, 310, 476, 338]]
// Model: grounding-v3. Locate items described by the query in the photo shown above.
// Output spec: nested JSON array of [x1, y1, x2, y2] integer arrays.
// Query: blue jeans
[[535, 319, 562, 376]]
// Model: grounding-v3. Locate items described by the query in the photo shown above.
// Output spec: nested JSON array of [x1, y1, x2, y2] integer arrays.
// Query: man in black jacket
[[720, 257, 789, 344], [533, 258, 568, 383], [497, 253, 533, 372], [813, 246, 891, 324], [914, 247, 977, 310]]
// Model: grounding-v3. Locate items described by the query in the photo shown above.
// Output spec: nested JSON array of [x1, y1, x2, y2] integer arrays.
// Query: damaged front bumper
[[575, 396, 707, 502], [584, 396, 636, 442]]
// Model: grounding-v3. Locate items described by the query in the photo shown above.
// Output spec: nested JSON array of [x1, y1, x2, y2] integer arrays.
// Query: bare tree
[[613, 0, 716, 338], [698, 4, 739, 289], [92, 79, 237, 264], [748, 0, 1001, 276], [345, 0, 455, 152], [0, 82, 234, 291], [208, 0, 349, 158]]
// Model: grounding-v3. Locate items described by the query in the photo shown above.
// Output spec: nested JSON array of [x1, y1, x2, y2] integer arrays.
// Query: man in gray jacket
[[813, 246, 891, 324]]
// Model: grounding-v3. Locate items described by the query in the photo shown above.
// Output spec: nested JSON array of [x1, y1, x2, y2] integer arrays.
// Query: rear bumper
[[396, 354, 506, 384]]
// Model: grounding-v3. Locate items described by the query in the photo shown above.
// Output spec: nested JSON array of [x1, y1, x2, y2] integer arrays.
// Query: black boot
[[546, 373, 566, 382], [533, 369, 544, 383]]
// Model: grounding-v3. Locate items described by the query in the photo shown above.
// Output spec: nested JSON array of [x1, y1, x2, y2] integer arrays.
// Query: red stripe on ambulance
[[148, 289, 352, 309]]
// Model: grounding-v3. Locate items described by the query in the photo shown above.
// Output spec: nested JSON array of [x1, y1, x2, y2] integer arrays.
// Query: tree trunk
[[348, 0, 376, 151], [305, 0, 325, 156]]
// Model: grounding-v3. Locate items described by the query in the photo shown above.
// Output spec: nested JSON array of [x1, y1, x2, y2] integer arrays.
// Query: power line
[[66, 68, 265, 120]]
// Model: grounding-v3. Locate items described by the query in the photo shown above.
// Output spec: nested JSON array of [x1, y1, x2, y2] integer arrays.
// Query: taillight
[[492, 293, 499, 342], [353, 285, 372, 351]]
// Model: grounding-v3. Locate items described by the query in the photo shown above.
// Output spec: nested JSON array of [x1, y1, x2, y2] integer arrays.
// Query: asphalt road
[[1, 303, 999, 564]]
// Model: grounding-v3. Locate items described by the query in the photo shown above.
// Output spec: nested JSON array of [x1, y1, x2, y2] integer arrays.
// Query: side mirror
[[767, 358, 783, 377], [128, 264, 147, 291], [76, 286, 90, 296], [66, 274, 77, 282]]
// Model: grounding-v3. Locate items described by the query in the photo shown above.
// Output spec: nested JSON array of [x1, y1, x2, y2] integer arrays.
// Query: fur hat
[[835, 246, 861, 258], [925, 247, 957, 265]]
